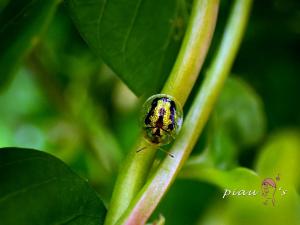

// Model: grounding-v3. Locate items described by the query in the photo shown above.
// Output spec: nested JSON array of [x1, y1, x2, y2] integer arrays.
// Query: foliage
[[0, 148, 106, 224], [0, 0, 299, 224]]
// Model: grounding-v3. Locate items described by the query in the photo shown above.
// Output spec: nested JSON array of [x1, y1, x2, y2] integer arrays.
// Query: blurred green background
[[0, 0, 299, 224]]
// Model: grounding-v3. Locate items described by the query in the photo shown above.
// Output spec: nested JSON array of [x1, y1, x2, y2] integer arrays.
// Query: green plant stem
[[116, 0, 253, 224], [162, 0, 219, 105], [104, 0, 219, 224]]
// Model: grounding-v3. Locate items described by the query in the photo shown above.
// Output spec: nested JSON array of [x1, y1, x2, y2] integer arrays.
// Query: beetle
[[138, 94, 183, 157]]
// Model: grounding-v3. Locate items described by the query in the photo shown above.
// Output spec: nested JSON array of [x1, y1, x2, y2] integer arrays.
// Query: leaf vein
[[96, 0, 108, 48], [121, 0, 144, 53], [0, 0, 35, 33], [0, 177, 58, 203]]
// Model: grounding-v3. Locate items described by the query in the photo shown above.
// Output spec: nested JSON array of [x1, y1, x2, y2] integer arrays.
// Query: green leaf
[[0, 0, 60, 89], [214, 77, 266, 147], [0, 0, 10, 13], [255, 130, 300, 187], [0, 147, 106, 225], [65, 0, 185, 96], [204, 77, 266, 168], [180, 166, 260, 190], [208, 125, 238, 169]]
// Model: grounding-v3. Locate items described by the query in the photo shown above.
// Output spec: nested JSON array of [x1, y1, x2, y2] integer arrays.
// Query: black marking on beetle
[[159, 107, 165, 116], [154, 128, 161, 137], [170, 100, 176, 110], [156, 114, 164, 129], [145, 98, 159, 125], [169, 100, 176, 131], [168, 123, 174, 130], [170, 101, 176, 118]]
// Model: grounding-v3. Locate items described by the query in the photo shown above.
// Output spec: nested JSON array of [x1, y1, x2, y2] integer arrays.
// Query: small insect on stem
[[138, 94, 183, 158]]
